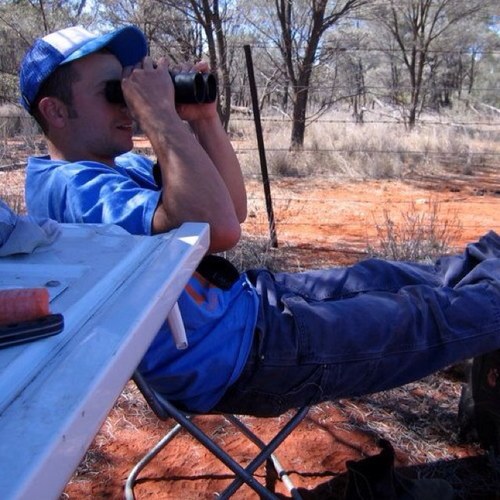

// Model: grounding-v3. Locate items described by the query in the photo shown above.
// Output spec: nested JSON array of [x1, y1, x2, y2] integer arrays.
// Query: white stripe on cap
[[42, 26, 96, 58]]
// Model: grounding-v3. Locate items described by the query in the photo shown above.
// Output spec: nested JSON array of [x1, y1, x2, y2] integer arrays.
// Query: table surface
[[0, 222, 209, 500]]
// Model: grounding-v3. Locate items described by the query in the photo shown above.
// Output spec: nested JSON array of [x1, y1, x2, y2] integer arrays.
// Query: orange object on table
[[0, 288, 50, 325]]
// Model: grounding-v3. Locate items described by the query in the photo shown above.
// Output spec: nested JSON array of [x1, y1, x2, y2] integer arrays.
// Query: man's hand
[[121, 56, 177, 125], [122, 58, 217, 125], [174, 61, 219, 123]]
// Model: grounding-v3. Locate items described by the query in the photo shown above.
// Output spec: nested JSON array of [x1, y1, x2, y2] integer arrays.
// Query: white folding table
[[0, 222, 209, 500]]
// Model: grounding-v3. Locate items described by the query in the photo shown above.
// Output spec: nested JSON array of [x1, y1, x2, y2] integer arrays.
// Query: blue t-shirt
[[25, 152, 258, 412]]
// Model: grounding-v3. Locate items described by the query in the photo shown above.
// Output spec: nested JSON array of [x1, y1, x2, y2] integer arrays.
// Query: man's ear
[[37, 97, 69, 129]]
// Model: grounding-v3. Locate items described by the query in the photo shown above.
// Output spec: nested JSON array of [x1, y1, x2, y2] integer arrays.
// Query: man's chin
[[115, 140, 134, 156]]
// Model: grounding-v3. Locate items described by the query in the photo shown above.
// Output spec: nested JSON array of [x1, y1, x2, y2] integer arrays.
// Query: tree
[[369, 0, 491, 128], [244, 0, 368, 149], [0, 0, 93, 105], [470, 28, 500, 108], [148, 0, 241, 128], [98, 0, 193, 57], [321, 21, 374, 123]]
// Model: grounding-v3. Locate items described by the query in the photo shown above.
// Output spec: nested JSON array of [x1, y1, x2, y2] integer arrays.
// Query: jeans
[[214, 231, 500, 417]]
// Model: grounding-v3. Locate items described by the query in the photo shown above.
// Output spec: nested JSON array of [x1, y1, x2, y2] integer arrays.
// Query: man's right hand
[[121, 56, 180, 130]]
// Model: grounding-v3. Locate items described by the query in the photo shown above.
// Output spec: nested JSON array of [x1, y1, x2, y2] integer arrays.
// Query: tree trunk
[[290, 85, 308, 149]]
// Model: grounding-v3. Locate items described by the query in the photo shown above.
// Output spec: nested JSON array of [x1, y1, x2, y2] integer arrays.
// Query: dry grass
[[223, 233, 275, 271], [233, 108, 500, 180], [367, 197, 463, 261]]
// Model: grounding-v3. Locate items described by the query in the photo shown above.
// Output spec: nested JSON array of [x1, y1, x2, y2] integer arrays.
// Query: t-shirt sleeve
[[64, 161, 161, 235]]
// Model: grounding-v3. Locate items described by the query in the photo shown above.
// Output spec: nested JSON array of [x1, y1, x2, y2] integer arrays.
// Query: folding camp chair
[[125, 370, 310, 499]]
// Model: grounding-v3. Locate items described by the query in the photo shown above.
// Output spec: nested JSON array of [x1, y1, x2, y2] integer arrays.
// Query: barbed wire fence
[[0, 42, 498, 258], [228, 43, 500, 255]]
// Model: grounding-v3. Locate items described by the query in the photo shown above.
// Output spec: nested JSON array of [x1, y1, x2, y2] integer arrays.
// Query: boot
[[344, 439, 455, 500], [471, 349, 500, 455], [457, 360, 479, 443]]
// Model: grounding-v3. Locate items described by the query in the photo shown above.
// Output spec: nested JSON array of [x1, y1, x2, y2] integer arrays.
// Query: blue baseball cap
[[19, 25, 148, 113]]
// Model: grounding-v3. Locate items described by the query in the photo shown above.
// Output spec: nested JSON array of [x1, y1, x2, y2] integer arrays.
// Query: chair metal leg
[[219, 407, 309, 499], [225, 414, 304, 498], [129, 371, 309, 499], [163, 402, 278, 499], [124, 422, 184, 500]]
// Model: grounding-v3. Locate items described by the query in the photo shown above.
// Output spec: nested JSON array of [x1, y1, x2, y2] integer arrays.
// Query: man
[[20, 26, 500, 452]]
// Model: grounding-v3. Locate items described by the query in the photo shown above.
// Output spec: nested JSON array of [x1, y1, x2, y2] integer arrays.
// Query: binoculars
[[105, 72, 217, 105]]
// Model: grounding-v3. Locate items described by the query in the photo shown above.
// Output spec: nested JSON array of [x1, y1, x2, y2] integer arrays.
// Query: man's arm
[[188, 113, 247, 224], [121, 57, 245, 253]]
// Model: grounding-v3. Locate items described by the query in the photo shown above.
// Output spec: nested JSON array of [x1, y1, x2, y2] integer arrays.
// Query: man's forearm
[[190, 116, 247, 223], [146, 112, 242, 252]]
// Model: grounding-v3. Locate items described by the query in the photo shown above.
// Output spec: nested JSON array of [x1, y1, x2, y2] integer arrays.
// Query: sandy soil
[[59, 163, 500, 500]]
